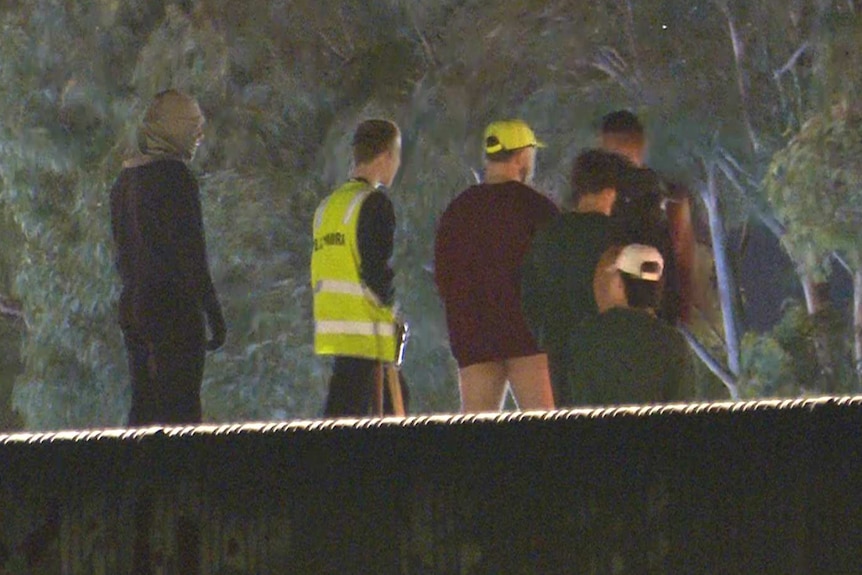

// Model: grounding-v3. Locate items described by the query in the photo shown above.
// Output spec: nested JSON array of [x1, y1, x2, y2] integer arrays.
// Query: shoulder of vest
[[334, 180, 375, 194]]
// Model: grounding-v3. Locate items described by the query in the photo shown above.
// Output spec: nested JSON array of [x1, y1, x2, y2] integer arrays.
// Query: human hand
[[205, 301, 227, 351]]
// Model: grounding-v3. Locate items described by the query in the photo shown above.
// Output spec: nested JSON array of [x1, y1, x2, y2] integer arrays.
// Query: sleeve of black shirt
[[357, 191, 395, 306], [109, 174, 127, 278], [165, 164, 220, 310], [520, 228, 553, 350]]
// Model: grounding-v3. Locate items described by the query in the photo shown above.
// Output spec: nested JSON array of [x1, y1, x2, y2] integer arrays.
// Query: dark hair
[[600, 110, 645, 138], [570, 149, 631, 204], [621, 273, 663, 310], [613, 167, 669, 245], [352, 119, 399, 165]]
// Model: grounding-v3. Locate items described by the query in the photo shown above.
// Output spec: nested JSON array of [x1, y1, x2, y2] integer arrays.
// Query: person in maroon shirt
[[434, 120, 559, 412]]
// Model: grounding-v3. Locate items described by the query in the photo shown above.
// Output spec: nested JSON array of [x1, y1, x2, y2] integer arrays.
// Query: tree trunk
[[714, 0, 761, 153], [800, 270, 838, 393], [701, 161, 742, 378]]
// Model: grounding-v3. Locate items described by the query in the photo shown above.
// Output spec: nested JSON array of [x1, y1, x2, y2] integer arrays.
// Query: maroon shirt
[[434, 181, 559, 367]]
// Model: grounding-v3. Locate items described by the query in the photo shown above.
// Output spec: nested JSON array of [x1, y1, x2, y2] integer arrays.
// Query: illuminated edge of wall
[[2, 395, 859, 445]]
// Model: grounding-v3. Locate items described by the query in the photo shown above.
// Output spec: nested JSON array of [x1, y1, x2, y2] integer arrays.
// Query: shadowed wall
[[2, 397, 861, 574]]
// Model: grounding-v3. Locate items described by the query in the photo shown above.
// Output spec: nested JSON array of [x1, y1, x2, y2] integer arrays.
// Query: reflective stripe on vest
[[315, 279, 383, 306], [310, 182, 397, 361], [342, 192, 368, 224], [315, 320, 396, 337]]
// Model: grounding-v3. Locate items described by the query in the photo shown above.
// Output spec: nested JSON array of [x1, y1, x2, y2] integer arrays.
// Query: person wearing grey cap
[[109, 89, 226, 426], [561, 244, 696, 407]]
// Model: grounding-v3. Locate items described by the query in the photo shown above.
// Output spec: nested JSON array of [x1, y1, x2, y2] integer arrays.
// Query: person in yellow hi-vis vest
[[312, 119, 407, 417]]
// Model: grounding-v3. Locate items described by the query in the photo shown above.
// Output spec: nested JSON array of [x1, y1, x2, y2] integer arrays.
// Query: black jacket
[[110, 158, 223, 339]]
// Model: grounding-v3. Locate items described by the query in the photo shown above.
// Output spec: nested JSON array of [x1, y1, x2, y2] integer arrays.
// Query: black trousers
[[324, 356, 408, 417], [123, 317, 206, 426]]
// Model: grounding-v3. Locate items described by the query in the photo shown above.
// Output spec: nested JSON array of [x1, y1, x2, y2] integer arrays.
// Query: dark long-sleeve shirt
[[614, 166, 696, 325], [110, 158, 219, 338], [356, 190, 395, 306], [563, 307, 696, 407], [521, 212, 619, 356]]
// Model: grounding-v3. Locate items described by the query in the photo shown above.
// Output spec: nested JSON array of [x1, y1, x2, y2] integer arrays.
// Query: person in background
[[521, 149, 630, 403], [562, 244, 696, 406], [599, 110, 697, 326], [311, 119, 406, 417], [435, 119, 559, 413], [110, 89, 226, 426]]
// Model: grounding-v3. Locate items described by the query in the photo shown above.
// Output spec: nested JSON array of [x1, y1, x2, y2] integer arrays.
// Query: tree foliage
[[764, 104, 862, 273], [0, 0, 860, 429]]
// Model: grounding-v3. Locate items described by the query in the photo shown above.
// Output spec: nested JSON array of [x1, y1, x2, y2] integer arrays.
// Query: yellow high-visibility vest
[[311, 180, 397, 361]]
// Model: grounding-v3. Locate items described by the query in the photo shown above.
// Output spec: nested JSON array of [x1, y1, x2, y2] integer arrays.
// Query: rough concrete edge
[[1, 395, 859, 446]]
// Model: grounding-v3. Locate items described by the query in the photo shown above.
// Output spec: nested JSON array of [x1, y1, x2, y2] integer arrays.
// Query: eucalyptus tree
[[764, 102, 862, 388]]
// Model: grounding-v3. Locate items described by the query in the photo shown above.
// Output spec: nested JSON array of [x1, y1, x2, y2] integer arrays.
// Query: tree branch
[[772, 41, 812, 80], [832, 251, 854, 275], [0, 296, 23, 320], [317, 30, 349, 63], [678, 326, 741, 400], [620, 0, 641, 82], [693, 306, 729, 349], [713, 0, 761, 153], [589, 46, 640, 97], [700, 157, 743, 378], [405, 3, 438, 68], [714, 153, 786, 239]]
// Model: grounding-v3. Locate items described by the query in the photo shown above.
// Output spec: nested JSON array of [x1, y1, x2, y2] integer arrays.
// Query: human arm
[[166, 165, 226, 349], [356, 191, 396, 307], [520, 194, 562, 349], [520, 231, 554, 351], [666, 194, 696, 325]]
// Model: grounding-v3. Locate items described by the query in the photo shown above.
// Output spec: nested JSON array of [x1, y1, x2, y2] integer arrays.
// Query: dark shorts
[[444, 301, 541, 369]]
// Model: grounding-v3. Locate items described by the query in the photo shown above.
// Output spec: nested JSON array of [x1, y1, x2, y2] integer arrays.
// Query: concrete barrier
[[2, 397, 862, 574]]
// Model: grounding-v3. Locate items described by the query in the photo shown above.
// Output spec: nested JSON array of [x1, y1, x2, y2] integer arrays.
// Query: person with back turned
[[435, 119, 559, 413], [520, 149, 631, 403], [562, 243, 696, 406], [311, 119, 407, 417], [599, 109, 698, 326], [110, 89, 226, 426]]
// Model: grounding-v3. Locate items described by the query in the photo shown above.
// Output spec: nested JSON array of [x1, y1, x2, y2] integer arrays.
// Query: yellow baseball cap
[[483, 119, 546, 154]]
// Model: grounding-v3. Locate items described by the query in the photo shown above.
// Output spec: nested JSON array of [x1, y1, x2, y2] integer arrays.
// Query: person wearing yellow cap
[[561, 243, 696, 406], [109, 89, 226, 426], [434, 119, 559, 413]]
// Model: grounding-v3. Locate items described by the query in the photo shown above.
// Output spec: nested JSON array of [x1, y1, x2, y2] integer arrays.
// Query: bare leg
[[458, 361, 508, 413], [505, 353, 555, 411]]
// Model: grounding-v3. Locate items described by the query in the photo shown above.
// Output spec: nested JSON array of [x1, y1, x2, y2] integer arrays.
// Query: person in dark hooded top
[[562, 244, 695, 406], [109, 89, 226, 426]]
